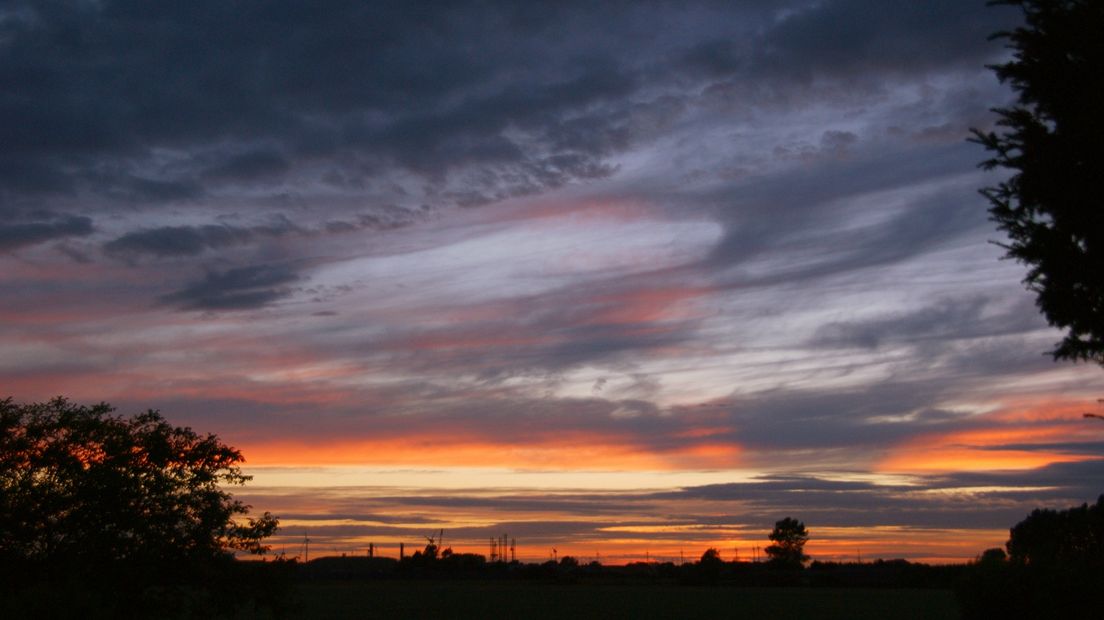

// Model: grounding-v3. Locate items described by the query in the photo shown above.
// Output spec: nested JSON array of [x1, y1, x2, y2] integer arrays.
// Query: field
[[268, 581, 961, 619]]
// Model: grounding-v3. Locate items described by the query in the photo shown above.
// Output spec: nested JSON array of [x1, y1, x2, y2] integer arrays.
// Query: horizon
[[3, 1, 1102, 566]]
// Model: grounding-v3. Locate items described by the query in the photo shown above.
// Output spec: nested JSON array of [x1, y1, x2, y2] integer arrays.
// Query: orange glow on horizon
[[241, 434, 742, 470], [260, 526, 1008, 566]]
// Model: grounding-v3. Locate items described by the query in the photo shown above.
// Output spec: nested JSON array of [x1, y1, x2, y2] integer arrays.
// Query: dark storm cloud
[[678, 1, 1017, 80], [105, 224, 257, 258], [201, 149, 290, 182], [753, 0, 1020, 79], [0, 0, 652, 214], [0, 212, 94, 251], [160, 262, 301, 310], [0, 1, 1015, 217], [103, 218, 297, 258], [101, 208, 418, 260]]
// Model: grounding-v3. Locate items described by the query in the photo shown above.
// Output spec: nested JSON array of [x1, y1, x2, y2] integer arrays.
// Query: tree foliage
[[957, 496, 1104, 619], [1006, 494, 1104, 569], [699, 547, 723, 565], [765, 517, 809, 567], [973, 0, 1104, 365], [0, 397, 277, 578]]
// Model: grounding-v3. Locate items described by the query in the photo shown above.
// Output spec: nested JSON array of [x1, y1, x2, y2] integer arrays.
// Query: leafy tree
[[559, 555, 580, 568], [699, 547, 723, 565], [765, 517, 809, 567], [957, 496, 1104, 619], [692, 547, 724, 584], [0, 397, 279, 615], [977, 547, 1008, 565], [972, 0, 1104, 365], [1006, 494, 1104, 569]]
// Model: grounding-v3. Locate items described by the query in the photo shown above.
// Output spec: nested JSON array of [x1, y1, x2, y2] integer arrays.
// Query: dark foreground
[[248, 581, 959, 620]]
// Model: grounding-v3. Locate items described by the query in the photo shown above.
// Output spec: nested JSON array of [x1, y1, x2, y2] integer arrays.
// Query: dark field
[[266, 581, 960, 620]]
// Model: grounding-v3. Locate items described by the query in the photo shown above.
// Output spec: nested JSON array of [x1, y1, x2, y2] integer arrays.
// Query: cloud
[[105, 224, 257, 258], [202, 149, 290, 182], [0, 0, 650, 217], [752, 0, 1021, 79], [702, 143, 988, 283], [0, 1, 1016, 223], [160, 263, 301, 310], [720, 384, 968, 454], [811, 296, 1044, 350], [667, 464, 1104, 530], [103, 219, 298, 258], [0, 212, 94, 251]]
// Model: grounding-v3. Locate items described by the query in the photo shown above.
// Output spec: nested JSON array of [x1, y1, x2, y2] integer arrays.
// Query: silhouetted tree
[[973, 0, 1104, 365], [699, 547, 723, 565], [957, 496, 1104, 619], [977, 547, 1008, 565], [1006, 494, 1104, 569], [765, 517, 809, 567], [0, 397, 278, 616], [695, 547, 725, 584]]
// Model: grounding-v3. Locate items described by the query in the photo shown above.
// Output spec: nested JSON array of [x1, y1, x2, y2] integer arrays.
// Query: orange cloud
[[879, 401, 1104, 473]]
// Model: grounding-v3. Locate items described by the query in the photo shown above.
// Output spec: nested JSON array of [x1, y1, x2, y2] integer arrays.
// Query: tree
[[693, 547, 724, 584], [765, 517, 809, 567], [957, 496, 1104, 619], [699, 547, 723, 565], [972, 0, 1104, 365], [1006, 494, 1104, 569], [0, 397, 278, 613], [977, 547, 1008, 565]]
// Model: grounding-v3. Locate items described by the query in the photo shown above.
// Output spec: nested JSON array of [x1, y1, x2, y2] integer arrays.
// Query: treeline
[[956, 495, 1104, 620], [298, 551, 963, 589]]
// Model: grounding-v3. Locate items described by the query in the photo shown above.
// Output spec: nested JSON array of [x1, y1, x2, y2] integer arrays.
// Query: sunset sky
[[3, 0, 1102, 564]]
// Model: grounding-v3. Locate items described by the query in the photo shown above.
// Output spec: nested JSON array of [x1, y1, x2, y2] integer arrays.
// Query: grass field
[[267, 581, 961, 619]]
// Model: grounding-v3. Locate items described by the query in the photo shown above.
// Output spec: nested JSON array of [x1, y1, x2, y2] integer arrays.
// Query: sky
[[3, 0, 1102, 564]]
